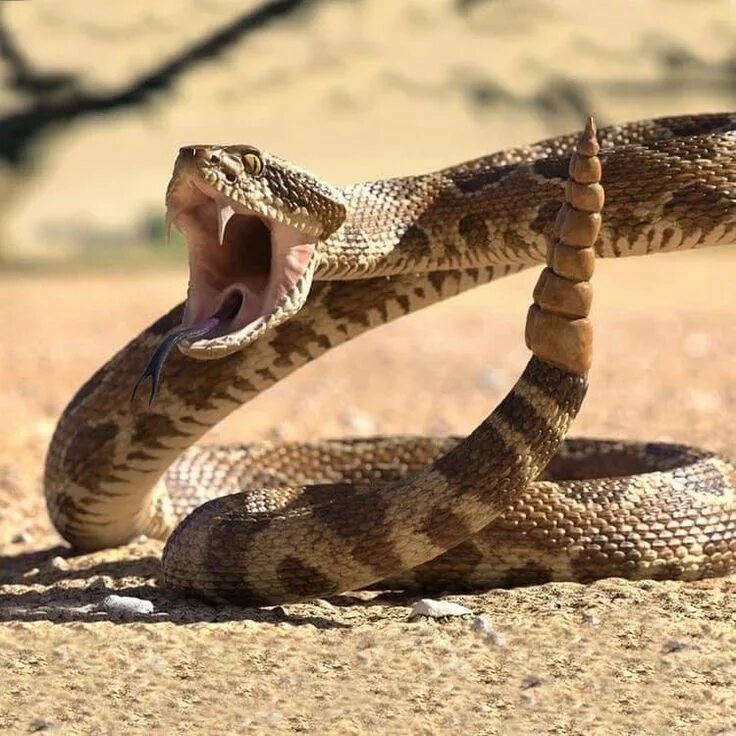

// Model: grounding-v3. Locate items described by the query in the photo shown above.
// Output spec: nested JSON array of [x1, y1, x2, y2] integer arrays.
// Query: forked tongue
[[131, 293, 242, 405]]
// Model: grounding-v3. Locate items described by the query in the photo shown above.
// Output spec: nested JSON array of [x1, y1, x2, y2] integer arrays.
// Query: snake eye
[[242, 152, 263, 176]]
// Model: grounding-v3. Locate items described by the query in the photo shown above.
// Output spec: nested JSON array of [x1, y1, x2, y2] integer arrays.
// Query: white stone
[[409, 598, 472, 619], [101, 595, 155, 616]]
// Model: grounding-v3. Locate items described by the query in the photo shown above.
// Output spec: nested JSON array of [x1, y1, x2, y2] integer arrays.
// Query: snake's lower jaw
[[178, 251, 317, 360], [167, 178, 319, 360]]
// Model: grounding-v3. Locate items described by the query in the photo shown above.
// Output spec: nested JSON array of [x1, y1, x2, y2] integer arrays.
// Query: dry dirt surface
[[1, 249, 736, 735]]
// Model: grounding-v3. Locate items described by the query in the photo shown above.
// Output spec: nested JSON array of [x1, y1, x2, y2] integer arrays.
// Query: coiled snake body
[[45, 114, 736, 605]]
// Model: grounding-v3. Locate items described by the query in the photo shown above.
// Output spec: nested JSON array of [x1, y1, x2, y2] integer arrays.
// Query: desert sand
[[1, 1, 735, 734], [2, 252, 736, 735]]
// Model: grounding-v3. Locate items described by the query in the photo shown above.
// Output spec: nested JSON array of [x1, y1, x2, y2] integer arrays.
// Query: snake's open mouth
[[166, 177, 317, 353]]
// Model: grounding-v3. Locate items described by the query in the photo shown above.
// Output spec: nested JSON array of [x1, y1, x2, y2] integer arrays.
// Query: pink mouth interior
[[167, 180, 315, 338]]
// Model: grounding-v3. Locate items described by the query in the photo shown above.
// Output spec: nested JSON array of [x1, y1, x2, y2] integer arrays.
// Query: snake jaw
[[166, 176, 318, 359]]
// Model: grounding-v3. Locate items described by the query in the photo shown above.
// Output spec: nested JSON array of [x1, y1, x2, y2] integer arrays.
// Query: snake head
[[165, 144, 346, 359]]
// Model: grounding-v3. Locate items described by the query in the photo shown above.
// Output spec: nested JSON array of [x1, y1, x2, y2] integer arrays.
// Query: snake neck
[[314, 113, 735, 281]]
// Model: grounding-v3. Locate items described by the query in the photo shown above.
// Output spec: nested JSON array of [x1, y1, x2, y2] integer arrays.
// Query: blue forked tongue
[[131, 293, 242, 405]]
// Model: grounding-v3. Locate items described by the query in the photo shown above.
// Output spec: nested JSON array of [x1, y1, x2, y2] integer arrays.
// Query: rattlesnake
[[44, 114, 736, 605]]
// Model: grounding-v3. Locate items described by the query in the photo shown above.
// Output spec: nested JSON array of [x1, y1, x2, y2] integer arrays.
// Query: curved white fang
[[218, 202, 237, 246]]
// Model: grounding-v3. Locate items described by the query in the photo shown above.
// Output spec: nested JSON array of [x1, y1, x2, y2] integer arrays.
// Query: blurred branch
[[0, 0, 316, 166], [0, 7, 78, 97]]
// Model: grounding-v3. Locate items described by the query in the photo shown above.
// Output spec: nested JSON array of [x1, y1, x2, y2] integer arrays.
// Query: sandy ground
[[1, 0, 735, 733], [1, 250, 736, 735]]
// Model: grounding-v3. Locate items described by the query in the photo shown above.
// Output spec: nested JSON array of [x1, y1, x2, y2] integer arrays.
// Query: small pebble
[[522, 675, 543, 689], [442, 713, 466, 728], [581, 611, 601, 627], [409, 599, 472, 620], [143, 655, 165, 672], [662, 638, 690, 654], [520, 692, 537, 708], [262, 710, 283, 727], [100, 595, 155, 617], [28, 718, 53, 732], [485, 630, 506, 647], [49, 556, 69, 571], [355, 650, 371, 666]]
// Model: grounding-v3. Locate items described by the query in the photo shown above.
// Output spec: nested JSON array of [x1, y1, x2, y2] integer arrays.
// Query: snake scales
[[44, 114, 736, 605]]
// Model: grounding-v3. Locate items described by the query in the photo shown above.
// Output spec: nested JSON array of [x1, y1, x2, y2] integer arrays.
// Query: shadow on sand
[[0, 543, 417, 629]]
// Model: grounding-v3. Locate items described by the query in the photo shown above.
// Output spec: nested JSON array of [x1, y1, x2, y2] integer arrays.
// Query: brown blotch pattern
[[458, 212, 490, 250], [399, 539, 486, 592], [529, 199, 564, 238], [268, 319, 333, 368], [132, 413, 190, 451], [398, 223, 432, 256], [62, 421, 123, 490], [422, 506, 478, 554], [451, 164, 510, 193], [311, 488, 407, 576], [276, 556, 340, 599]]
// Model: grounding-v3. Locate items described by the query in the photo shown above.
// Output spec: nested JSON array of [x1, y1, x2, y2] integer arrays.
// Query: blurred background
[[0, 0, 734, 265]]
